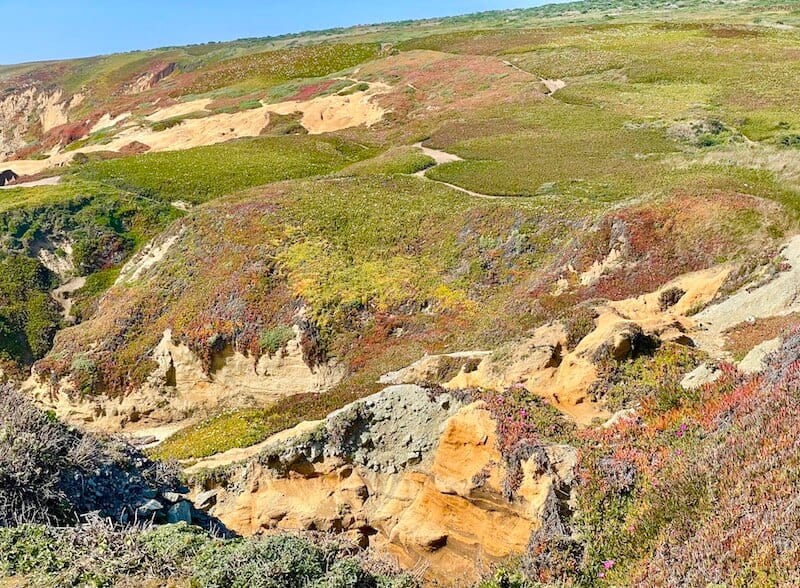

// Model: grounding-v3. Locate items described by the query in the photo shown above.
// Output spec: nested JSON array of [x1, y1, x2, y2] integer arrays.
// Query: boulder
[[167, 501, 193, 524], [681, 363, 722, 390], [162, 491, 185, 503], [738, 337, 782, 374], [136, 499, 164, 520], [195, 489, 219, 511]]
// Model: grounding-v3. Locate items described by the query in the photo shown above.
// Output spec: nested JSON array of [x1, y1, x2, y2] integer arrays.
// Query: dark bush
[[0, 384, 181, 526], [658, 286, 685, 311]]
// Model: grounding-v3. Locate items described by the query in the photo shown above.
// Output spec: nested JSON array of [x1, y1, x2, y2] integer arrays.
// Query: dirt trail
[[52, 276, 86, 323], [183, 420, 322, 474], [414, 142, 463, 166], [0, 176, 61, 190], [501, 60, 566, 94], [412, 142, 501, 200], [693, 235, 800, 354]]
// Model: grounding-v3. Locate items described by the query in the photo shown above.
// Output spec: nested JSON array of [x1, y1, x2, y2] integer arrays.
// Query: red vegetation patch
[[119, 141, 151, 156], [581, 191, 773, 301], [633, 336, 800, 584], [560, 330, 800, 585], [360, 51, 545, 129], [723, 312, 800, 359], [286, 79, 338, 102], [41, 119, 96, 150], [9, 102, 99, 159]]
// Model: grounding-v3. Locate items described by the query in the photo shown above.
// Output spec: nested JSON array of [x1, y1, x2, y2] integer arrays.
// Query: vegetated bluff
[[1, 0, 800, 586]]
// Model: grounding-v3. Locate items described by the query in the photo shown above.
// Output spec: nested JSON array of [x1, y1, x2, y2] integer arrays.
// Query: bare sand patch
[[0, 83, 389, 175], [90, 111, 132, 133], [0, 176, 61, 189], [263, 81, 390, 134], [145, 98, 213, 122]]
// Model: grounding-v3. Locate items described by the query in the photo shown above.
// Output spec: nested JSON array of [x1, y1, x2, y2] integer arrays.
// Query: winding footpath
[[411, 142, 501, 200]]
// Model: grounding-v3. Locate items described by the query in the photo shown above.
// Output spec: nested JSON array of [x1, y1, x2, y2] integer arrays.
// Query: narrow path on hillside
[[52, 276, 86, 323], [501, 60, 566, 95], [183, 420, 322, 474], [411, 142, 502, 200], [0, 176, 61, 190]]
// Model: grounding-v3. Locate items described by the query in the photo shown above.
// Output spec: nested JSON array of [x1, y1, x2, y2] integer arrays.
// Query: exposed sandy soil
[[385, 263, 735, 426], [115, 230, 184, 285], [0, 159, 60, 177], [0, 82, 389, 175], [501, 59, 567, 94], [0, 175, 61, 189], [90, 111, 131, 133], [540, 78, 567, 93], [263, 82, 390, 134], [52, 276, 86, 323], [694, 235, 800, 354], [414, 141, 462, 165], [145, 98, 213, 122]]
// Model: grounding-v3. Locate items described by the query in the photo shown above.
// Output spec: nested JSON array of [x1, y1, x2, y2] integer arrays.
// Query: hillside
[[2, 0, 800, 586]]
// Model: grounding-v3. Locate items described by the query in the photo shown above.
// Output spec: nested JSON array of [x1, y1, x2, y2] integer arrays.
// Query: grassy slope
[[0, 181, 179, 369], [71, 135, 375, 204], [414, 22, 800, 201]]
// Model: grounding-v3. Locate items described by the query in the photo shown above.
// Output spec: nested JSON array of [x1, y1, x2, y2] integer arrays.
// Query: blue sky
[[0, 0, 562, 65]]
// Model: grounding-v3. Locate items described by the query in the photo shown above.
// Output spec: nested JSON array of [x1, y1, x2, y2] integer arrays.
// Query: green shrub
[[151, 111, 209, 132], [259, 325, 295, 356], [193, 534, 329, 588], [779, 133, 800, 148], [237, 99, 263, 110], [563, 305, 598, 350], [337, 82, 370, 96], [0, 523, 416, 587], [0, 255, 60, 364], [0, 525, 67, 577], [592, 343, 702, 412], [0, 385, 182, 526], [262, 112, 308, 135]]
